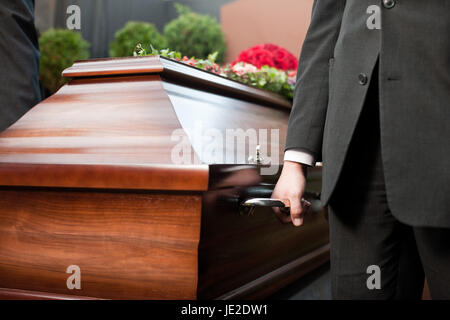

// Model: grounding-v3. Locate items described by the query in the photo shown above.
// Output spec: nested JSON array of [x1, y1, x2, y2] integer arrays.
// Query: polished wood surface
[[164, 81, 289, 166], [62, 56, 164, 78], [0, 75, 189, 165], [0, 74, 207, 190], [160, 57, 292, 109], [63, 56, 292, 109], [0, 189, 202, 299], [0, 163, 208, 191], [0, 56, 329, 299], [0, 288, 101, 300], [217, 244, 330, 300], [197, 165, 329, 299]]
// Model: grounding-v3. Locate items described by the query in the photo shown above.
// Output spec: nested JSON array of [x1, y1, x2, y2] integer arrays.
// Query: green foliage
[[109, 21, 167, 57], [134, 43, 296, 101], [39, 29, 90, 94], [164, 3, 227, 63], [134, 43, 223, 73], [193, 51, 220, 70], [134, 43, 182, 60], [134, 43, 294, 100], [225, 64, 293, 99], [174, 3, 192, 15], [134, 43, 219, 66]]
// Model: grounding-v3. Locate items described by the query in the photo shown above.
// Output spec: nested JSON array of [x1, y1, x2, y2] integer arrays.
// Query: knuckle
[[287, 193, 300, 200], [290, 210, 300, 217]]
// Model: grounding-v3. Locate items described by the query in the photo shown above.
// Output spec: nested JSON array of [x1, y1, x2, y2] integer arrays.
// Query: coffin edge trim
[[0, 163, 209, 191], [0, 288, 103, 300], [215, 243, 330, 300]]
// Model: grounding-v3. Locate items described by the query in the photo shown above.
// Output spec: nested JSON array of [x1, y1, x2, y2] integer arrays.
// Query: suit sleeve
[[0, 0, 41, 131], [285, 0, 346, 162]]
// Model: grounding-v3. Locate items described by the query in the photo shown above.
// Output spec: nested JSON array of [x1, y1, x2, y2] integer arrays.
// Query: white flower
[[232, 62, 258, 76]]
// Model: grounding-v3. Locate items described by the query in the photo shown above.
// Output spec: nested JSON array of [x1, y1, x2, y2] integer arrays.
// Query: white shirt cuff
[[284, 149, 316, 167]]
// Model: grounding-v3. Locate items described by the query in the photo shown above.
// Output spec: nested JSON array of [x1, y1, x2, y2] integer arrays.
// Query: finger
[[280, 206, 291, 214], [273, 206, 291, 224], [272, 206, 284, 222], [290, 197, 304, 227]]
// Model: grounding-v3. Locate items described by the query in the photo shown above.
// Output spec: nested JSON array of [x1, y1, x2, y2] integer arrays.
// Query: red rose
[[233, 43, 298, 71]]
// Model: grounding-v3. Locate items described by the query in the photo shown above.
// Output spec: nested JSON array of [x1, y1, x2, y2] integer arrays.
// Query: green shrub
[[39, 29, 90, 94], [164, 3, 226, 63], [109, 21, 166, 57]]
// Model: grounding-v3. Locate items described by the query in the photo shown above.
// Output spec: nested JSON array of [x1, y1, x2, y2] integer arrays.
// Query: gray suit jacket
[[286, 0, 450, 227], [0, 0, 41, 131]]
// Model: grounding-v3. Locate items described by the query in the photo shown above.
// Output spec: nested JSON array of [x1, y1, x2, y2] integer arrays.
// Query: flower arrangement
[[134, 44, 223, 74], [223, 62, 295, 99], [232, 43, 298, 71], [134, 44, 296, 100]]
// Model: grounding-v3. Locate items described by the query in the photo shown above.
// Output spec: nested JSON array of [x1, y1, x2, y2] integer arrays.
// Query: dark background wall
[[37, 0, 235, 58]]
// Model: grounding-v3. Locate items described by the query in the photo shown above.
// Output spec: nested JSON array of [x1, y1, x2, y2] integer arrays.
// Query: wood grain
[[62, 56, 164, 78], [0, 75, 190, 164], [0, 56, 331, 300], [0, 163, 208, 191], [63, 56, 291, 109], [0, 74, 207, 190], [0, 288, 101, 300], [0, 189, 202, 299]]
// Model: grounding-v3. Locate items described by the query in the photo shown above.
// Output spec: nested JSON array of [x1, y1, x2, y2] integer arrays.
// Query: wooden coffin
[[0, 56, 329, 300]]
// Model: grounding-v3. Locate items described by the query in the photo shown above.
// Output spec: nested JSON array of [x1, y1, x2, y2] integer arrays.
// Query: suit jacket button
[[359, 73, 368, 85], [383, 0, 396, 9]]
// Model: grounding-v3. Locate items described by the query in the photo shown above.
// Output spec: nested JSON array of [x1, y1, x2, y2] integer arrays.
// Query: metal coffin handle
[[241, 197, 289, 216], [238, 185, 323, 217], [241, 197, 316, 215], [241, 198, 290, 208]]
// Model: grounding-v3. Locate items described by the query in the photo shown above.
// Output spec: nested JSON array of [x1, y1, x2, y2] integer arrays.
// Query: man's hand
[[271, 161, 308, 226]]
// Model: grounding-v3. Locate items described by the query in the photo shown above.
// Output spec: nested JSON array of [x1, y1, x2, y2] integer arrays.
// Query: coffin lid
[[62, 56, 292, 109], [0, 56, 291, 191]]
